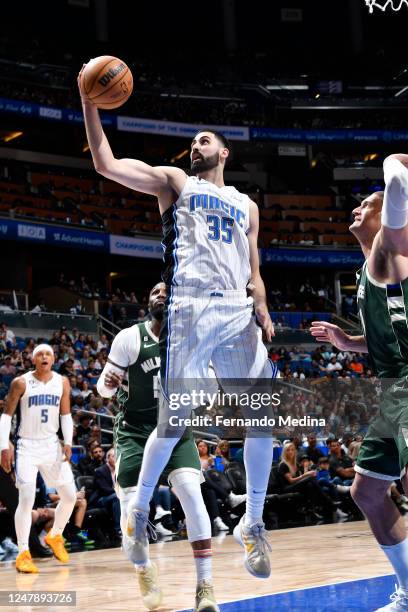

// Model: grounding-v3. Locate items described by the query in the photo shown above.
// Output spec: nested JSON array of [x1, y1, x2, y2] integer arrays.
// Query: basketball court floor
[[0, 519, 401, 611]]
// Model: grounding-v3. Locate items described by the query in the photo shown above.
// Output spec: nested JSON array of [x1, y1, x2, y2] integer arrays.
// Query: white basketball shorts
[[161, 286, 278, 394], [15, 436, 74, 488]]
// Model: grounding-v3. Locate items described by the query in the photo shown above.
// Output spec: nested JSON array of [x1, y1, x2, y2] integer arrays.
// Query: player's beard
[[150, 303, 164, 321], [190, 152, 219, 175]]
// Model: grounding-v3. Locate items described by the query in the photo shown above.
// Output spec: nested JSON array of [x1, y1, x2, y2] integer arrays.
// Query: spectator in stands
[[91, 448, 121, 542], [0, 323, 15, 346], [30, 299, 47, 314], [75, 414, 93, 446], [78, 441, 102, 476], [327, 439, 355, 485], [349, 356, 364, 376], [80, 380, 93, 400], [196, 439, 215, 470], [74, 333, 86, 353], [136, 308, 146, 322], [70, 299, 85, 315], [215, 440, 231, 468], [277, 442, 335, 520], [303, 434, 324, 464], [0, 356, 16, 377], [96, 334, 109, 352], [326, 356, 343, 374]]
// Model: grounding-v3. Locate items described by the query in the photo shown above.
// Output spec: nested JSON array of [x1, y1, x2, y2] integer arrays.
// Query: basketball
[[81, 55, 133, 110]]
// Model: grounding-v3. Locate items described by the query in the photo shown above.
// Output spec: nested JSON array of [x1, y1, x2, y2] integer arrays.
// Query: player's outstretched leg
[[170, 470, 219, 612], [351, 473, 408, 611], [15, 483, 38, 573], [119, 487, 163, 611], [233, 437, 273, 579], [126, 428, 180, 553]]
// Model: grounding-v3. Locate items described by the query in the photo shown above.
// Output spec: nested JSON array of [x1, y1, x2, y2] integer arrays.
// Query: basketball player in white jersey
[[79, 67, 277, 580], [0, 344, 76, 573]]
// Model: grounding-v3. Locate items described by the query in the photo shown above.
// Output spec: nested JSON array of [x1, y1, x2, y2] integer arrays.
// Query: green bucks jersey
[[356, 261, 408, 378], [115, 321, 160, 433]]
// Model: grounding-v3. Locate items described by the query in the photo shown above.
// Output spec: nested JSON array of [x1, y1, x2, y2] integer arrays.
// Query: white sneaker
[[214, 517, 229, 532], [228, 492, 247, 509], [154, 505, 171, 521], [125, 509, 157, 565], [155, 522, 174, 537], [136, 562, 163, 611], [1, 538, 18, 554], [233, 514, 272, 579], [376, 587, 408, 611]]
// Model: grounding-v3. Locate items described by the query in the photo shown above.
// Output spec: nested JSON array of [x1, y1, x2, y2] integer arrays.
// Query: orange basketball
[[82, 56, 133, 110]]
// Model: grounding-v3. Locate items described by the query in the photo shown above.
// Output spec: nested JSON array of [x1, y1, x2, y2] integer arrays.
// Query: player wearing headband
[[0, 343, 76, 573]]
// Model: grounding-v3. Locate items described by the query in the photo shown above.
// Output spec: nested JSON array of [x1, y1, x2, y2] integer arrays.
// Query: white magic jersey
[[162, 176, 251, 290], [18, 371, 63, 439]]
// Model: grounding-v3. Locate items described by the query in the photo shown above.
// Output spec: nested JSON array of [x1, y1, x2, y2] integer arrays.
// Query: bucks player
[[97, 282, 218, 612], [311, 154, 408, 611], [0, 344, 75, 573], [80, 68, 276, 582]]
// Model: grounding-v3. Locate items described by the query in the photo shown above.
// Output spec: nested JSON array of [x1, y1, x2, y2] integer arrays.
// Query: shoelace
[[389, 585, 408, 604], [134, 511, 158, 542], [247, 524, 272, 555], [197, 583, 214, 601], [139, 568, 157, 591]]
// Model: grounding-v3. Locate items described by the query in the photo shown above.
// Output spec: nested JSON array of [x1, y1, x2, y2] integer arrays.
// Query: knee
[[350, 476, 389, 511], [17, 484, 36, 508], [58, 484, 77, 506]]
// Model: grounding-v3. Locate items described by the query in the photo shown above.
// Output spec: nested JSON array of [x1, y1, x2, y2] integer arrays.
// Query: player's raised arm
[[0, 376, 25, 472], [60, 376, 73, 461], [78, 65, 186, 203], [247, 200, 274, 342], [377, 155, 408, 255]]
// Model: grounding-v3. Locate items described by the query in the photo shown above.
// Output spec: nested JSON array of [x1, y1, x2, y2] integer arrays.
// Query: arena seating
[[0, 161, 356, 247]]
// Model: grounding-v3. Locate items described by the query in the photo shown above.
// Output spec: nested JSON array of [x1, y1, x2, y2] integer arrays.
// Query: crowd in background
[[0, 320, 389, 560]]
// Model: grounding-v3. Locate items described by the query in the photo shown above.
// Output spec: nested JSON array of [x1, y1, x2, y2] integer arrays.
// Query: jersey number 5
[[41, 408, 48, 423], [207, 215, 234, 244]]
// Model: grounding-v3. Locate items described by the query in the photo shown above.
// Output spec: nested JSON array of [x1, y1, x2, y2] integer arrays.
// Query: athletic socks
[[243, 437, 274, 525], [381, 537, 408, 589], [135, 559, 152, 571], [193, 548, 212, 584]]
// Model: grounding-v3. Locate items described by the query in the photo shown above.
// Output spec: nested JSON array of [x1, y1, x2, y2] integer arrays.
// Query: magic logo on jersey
[[28, 394, 60, 407], [189, 194, 246, 228]]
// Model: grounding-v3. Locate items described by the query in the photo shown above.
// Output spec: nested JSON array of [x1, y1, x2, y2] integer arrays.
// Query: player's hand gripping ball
[[79, 56, 133, 109]]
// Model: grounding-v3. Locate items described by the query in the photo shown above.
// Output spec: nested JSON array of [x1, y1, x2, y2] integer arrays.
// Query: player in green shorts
[[97, 282, 218, 612], [311, 155, 408, 611]]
